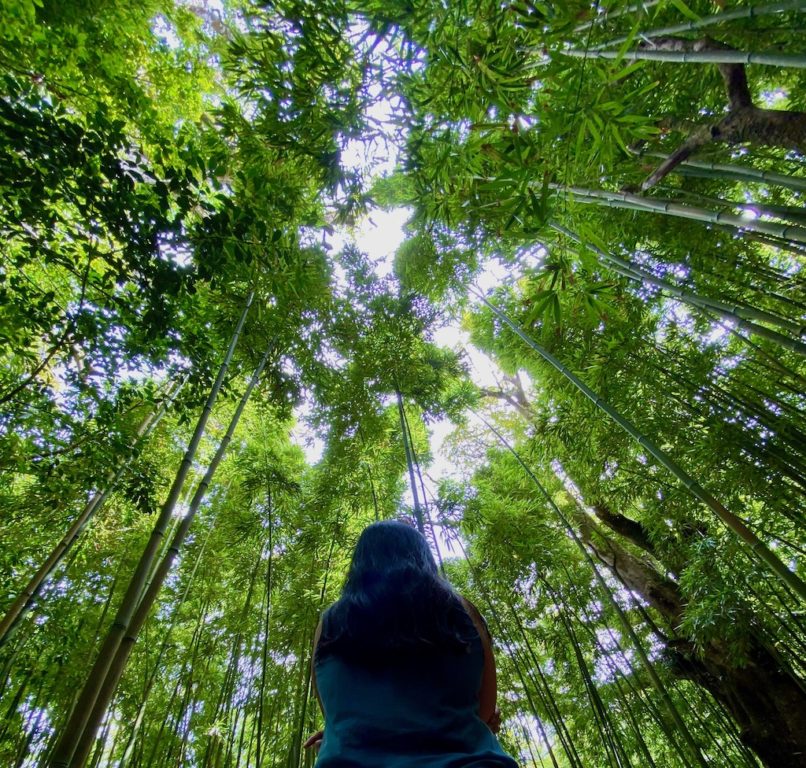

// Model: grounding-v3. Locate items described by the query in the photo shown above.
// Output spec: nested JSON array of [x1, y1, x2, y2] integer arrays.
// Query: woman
[[304, 520, 519, 767]]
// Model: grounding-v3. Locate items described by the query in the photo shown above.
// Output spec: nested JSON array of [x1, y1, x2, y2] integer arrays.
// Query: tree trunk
[[579, 514, 806, 768]]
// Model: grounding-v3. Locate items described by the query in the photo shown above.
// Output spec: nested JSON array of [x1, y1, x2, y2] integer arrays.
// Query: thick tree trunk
[[668, 637, 806, 768], [637, 37, 806, 190], [712, 106, 806, 152], [579, 515, 806, 768]]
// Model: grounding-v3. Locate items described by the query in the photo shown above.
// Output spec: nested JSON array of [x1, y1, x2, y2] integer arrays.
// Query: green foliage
[[0, 1, 804, 767]]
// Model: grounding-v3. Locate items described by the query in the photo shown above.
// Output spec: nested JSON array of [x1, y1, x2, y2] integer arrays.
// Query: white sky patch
[[703, 319, 733, 347], [341, 89, 401, 177], [355, 207, 412, 277], [325, 206, 412, 280], [476, 256, 514, 292], [152, 15, 182, 49], [291, 397, 325, 465]]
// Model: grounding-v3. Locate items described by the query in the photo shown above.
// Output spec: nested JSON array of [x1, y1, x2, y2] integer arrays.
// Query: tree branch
[[592, 502, 657, 557], [479, 387, 533, 419], [639, 36, 806, 190]]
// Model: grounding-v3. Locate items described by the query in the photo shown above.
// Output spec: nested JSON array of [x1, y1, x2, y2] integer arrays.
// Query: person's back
[[307, 521, 519, 768], [314, 617, 518, 767]]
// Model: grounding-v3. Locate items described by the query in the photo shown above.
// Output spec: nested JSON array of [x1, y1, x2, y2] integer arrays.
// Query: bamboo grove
[[0, 0, 804, 766]]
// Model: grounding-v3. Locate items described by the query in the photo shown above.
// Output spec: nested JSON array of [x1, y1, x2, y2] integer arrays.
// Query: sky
[[291, 206, 509, 473], [288, 201, 518, 562]]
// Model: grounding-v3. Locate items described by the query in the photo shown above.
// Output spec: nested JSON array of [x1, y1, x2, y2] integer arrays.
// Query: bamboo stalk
[[454, 542, 566, 768], [472, 411, 711, 768], [555, 184, 806, 244], [48, 290, 255, 768], [551, 223, 806, 355], [0, 383, 184, 648], [669, 188, 806, 226], [472, 290, 806, 603], [114, 521, 213, 768], [255, 493, 274, 768], [561, 46, 806, 68], [574, 0, 663, 33], [550, 564, 670, 767], [592, 1, 806, 50], [70, 343, 270, 768], [644, 152, 806, 192], [397, 390, 426, 535]]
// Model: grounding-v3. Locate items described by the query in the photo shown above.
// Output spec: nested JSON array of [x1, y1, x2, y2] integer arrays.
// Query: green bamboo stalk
[[667, 187, 806, 226], [593, 1, 806, 50], [397, 390, 426, 535], [510, 596, 622, 768], [454, 541, 566, 768], [551, 223, 806, 355], [561, 46, 806, 68], [556, 184, 806, 244], [141, 601, 207, 768], [255, 493, 274, 768], [114, 520, 213, 768], [548, 566, 668, 768], [472, 411, 710, 768], [472, 290, 806, 603], [554, 604, 633, 767], [575, 0, 663, 33], [0, 383, 183, 648], [71, 343, 271, 768], [643, 152, 806, 192], [202, 545, 265, 768], [48, 290, 254, 768]]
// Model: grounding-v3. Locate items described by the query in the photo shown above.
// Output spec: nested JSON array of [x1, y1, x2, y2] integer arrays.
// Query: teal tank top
[[314, 633, 519, 768]]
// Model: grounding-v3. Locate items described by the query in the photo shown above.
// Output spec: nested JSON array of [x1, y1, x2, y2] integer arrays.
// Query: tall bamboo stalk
[[141, 600, 207, 768], [396, 390, 426, 535], [255, 491, 274, 768], [472, 291, 806, 603], [48, 290, 254, 768], [592, 1, 806, 50], [0, 390, 180, 647], [452, 534, 583, 768], [554, 185, 806, 244], [642, 152, 806, 192], [473, 411, 711, 768], [549, 567, 669, 768], [574, 0, 662, 33], [551, 223, 806, 355], [561, 46, 806, 68], [114, 519, 213, 768], [70, 343, 270, 768]]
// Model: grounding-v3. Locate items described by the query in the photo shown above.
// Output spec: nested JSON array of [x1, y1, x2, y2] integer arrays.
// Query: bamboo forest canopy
[[1, 0, 805, 766]]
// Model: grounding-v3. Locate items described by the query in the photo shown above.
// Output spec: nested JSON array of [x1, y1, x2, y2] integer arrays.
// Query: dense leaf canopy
[[0, 1, 804, 767]]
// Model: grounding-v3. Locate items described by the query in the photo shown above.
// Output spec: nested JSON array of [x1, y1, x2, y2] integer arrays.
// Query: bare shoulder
[[458, 595, 492, 641]]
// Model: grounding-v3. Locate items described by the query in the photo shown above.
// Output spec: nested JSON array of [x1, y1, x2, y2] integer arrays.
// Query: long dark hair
[[317, 520, 477, 661]]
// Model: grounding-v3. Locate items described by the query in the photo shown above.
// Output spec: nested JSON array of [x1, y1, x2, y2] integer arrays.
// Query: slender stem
[[552, 222, 806, 355], [642, 152, 806, 192], [561, 46, 806, 68], [592, 2, 806, 51], [473, 411, 710, 768], [555, 185, 806, 244], [574, 0, 663, 33], [0, 382, 184, 647], [396, 390, 425, 535], [71, 342, 270, 766], [472, 289, 806, 603], [48, 290, 254, 768]]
